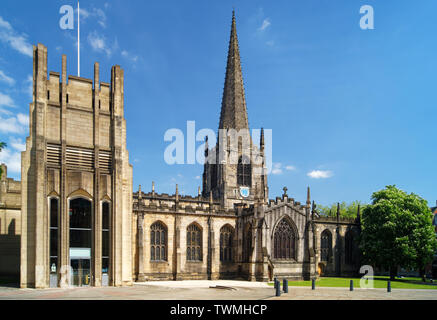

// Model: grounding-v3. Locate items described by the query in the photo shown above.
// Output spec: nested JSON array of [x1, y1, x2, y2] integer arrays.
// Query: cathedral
[[0, 12, 361, 288]]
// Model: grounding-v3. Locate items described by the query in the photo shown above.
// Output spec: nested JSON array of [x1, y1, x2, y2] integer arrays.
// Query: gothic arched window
[[187, 223, 202, 261], [220, 225, 234, 262], [237, 156, 251, 187], [242, 223, 252, 262], [345, 230, 354, 265], [273, 219, 296, 260], [321, 229, 332, 262], [150, 221, 167, 261]]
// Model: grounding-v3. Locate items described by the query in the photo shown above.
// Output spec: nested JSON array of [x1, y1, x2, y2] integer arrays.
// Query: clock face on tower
[[239, 186, 250, 198]]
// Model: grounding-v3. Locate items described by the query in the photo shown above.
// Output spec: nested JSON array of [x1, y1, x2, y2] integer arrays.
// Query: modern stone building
[[0, 12, 362, 288]]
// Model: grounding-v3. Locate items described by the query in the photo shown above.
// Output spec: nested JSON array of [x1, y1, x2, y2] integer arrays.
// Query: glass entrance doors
[[71, 259, 91, 286]]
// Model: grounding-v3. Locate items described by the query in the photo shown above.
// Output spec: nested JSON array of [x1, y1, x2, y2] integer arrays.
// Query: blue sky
[[0, 0, 436, 207]]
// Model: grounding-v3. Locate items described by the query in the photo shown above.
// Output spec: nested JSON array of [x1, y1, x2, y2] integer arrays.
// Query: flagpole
[[78, 1, 80, 77]]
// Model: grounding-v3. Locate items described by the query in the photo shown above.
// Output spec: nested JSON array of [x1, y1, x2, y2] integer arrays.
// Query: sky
[[0, 0, 436, 207]]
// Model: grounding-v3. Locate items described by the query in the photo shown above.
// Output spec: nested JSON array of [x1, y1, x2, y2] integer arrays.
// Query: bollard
[[283, 279, 288, 293], [350, 280, 354, 291], [274, 278, 278, 290], [312, 278, 316, 290], [387, 281, 391, 293], [275, 282, 281, 297]]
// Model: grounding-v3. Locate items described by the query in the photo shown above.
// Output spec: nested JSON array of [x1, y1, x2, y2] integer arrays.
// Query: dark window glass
[[150, 221, 167, 261], [49, 198, 59, 275], [187, 223, 202, 261], [220, 225, 234, 262], [69, 198, 92, 249], [242, 223, 252, 262], [321, 230, 332, 262], [102, 202, 110, 274], [237, 156, 251, 187], [345, 230, 354, 265]]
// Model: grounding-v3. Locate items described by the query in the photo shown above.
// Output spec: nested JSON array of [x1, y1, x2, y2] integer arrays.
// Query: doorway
[[71, 258, 91, 286]]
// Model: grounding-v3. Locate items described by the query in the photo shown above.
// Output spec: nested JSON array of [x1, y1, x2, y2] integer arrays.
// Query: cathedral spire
[[219, 10, 249, 130]]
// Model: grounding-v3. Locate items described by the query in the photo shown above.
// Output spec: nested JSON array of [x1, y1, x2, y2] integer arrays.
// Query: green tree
[[316, 200, 366, 219], [360, 185, 437, 280], [0, 142, 6, 178]]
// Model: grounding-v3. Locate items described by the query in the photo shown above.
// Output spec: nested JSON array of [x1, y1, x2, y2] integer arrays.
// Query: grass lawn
[[268, 276, 437, 290]]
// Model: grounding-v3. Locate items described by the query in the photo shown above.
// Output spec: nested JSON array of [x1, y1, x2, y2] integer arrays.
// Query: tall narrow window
[[345, 230, 354, 265], [220, 225, 234, 262], [242, 223, 252, 262], [102, 202, 110, 274], [321, 230, 332, 262], [237, 156, 251, 187], [273, 219, 296, 260], [150, 221, 167, 261], [187, 223, 202, 261], [49, 198, 59, 276]]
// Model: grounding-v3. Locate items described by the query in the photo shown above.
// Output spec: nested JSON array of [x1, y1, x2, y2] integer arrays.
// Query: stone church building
[[0, 12, 361, 288]]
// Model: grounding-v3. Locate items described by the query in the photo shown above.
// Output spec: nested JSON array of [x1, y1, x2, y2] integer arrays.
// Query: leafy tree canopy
[[360, 185, 437, 280], [316, 200, 366, 219]]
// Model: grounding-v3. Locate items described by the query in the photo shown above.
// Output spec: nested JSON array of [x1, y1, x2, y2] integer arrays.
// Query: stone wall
[[0, 164, 21, 276]]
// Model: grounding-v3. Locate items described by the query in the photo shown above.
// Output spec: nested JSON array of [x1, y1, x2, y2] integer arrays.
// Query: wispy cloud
[[285, 165, 296, 171], [258, 18, 271, 32], [0, 147, 21, 174], [0, 92, 15, 108], [272, 163, 283, 175], [76, 7, 107, 28], [121, 50, 139, 63], [23, 74, 32, 98], [0, 113, 28, 134], [0, 70, 15, 86], [307, 170, 334, 179], [87, 31, 118, 57], [0, 16, 33, 57]]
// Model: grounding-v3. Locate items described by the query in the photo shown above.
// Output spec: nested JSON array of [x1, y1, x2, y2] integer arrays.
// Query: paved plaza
[[0, 280, 436, 300]]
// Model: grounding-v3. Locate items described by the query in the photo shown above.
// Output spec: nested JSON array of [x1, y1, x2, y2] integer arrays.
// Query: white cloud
[[285, 165, 296, 171], [77, 7, 107, 28], [0, 92, 14, 108], [0, 16, 32, 57], [0, 147, 21, 174], [87, 31, 118, 57], [271, 163, 283, 175], [0, 113, 28, 134], [0, 70, 15, 86], [17, 113, 29, 126], [0, 17, 12, 30], [9, 137, 25, 151], [121, 50, 139, 63], [258, 18, 271, 31], [307, 170, 334, 179], [195, 176, 201, 180], [24, 74, 32, 98]]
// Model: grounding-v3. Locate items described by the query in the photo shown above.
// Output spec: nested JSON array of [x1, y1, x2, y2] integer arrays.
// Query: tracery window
[[220, 225, 234, 262], [345, 230, 354, 265], [237, 156, 251, 187], [187, 223, 202, 261], [150, 221, 167, 261], [321, 230, 332, 262], [273, 219, 296, 260], [242, 223, 252, 262]]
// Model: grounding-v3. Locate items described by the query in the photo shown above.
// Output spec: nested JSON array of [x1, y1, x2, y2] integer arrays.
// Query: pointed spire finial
[[138, 185, 142, 199], [306, 186, 311, 205], [260, 127, 265, 151], [336, 202, 340, 221]]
